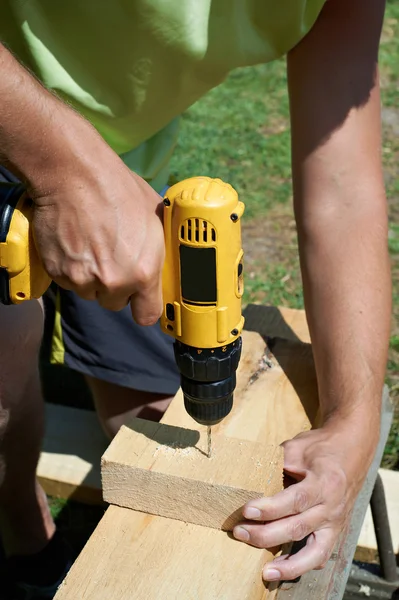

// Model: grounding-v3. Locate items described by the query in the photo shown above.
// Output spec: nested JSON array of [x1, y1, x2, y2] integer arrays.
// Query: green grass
[[169, 61, 291, 218], [244, 266, 304, 309]]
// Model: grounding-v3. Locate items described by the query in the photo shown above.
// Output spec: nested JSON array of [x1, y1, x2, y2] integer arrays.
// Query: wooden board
[[102, 418, 283, 530], [55, 505, 272, 600], [38, 404, 107, 504], [55, 305, 319, 600]]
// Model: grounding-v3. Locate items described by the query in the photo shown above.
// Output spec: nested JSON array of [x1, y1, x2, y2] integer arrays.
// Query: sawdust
[[152, 443, 213, 460], [152, 444, 195, 459]]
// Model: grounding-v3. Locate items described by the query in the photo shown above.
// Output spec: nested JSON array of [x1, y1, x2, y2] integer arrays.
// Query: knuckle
[[63, 265, 91, 289], [290, 519, 309, 542], [282, 564, 302, 581], [247, 528, 269, 549], [99, 269, 124, 294], [135, 261, 157, 288], [252, 536, 268, 549], [293, 489, 310, 513], [330, 500, 346, 524], [328, 467, 347, 493], [315, 548, 332, 570]]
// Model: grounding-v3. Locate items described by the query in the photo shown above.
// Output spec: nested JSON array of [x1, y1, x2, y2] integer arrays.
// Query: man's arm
[[288, 0, 390, 430], [0, 44, 164, 323], [233, 0, 391, 580]]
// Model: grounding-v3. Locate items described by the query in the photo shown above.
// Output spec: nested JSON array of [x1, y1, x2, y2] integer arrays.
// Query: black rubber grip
[[174, 337, 242, 383], [182, 374, 235, 425], [174, 338, 242, 426]]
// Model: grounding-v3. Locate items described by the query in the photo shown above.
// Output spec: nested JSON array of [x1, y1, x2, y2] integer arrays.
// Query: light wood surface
[[55, 305, 319, 600], [56, 504, 272, 600], [102, 418, 283, 530]]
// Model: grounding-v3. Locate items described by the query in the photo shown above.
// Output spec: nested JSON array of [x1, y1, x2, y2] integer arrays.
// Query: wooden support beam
[[56, 504, 273, 600], [38, 403, 107, 504], [55, 306, 319, 600], [102, 419, 283, 529], [355, 468, 399, 562]]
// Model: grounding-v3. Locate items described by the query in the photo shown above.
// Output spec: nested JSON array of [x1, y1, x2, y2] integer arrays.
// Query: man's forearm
[[0, 43, 94, 187], [287, 0, 390, 442], [297, 191, 391, 431]]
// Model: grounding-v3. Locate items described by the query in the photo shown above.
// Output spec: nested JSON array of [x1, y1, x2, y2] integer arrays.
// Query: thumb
[[130, 274, 163, 326]]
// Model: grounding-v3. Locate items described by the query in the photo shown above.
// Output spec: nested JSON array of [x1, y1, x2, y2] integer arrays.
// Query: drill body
[[161, 177, 245, 425]]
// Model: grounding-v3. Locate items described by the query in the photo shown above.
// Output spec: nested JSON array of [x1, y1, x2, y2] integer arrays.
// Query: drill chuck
[[174, 337, 242, 425]]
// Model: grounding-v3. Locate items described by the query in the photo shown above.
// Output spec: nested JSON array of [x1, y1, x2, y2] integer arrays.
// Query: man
[[0, 0, 391, 597]]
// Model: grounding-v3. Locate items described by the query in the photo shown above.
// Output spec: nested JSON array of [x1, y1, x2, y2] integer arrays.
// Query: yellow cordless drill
[[0, 177, 245, 429], [161, 177, 245, 427]]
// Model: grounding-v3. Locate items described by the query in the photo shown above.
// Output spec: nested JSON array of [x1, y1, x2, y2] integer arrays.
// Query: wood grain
[[102, 418, 283, 529], [54, 306, 319, 600], [55, 505, 271, 600]]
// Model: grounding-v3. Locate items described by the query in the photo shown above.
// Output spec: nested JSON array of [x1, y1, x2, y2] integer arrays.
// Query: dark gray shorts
[[46, 285, 180, 395], [0, 165, 180, 396]]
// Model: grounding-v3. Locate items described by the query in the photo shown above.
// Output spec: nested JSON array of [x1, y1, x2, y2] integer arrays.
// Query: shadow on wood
[[243, 304, 320, 428], [125, 417, 200, 449]]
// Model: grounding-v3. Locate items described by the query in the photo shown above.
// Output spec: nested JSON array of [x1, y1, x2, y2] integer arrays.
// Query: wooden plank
[[55, 505, 272, 600], [55, 306, 319, 600], [276, 385, 393, 600], [355, 468, 399, 561], [102, 418, 283, 530], [38, 404, 107, 504]]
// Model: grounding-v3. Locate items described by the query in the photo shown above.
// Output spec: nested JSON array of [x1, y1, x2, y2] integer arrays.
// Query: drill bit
[[207, 426, 212, 458]]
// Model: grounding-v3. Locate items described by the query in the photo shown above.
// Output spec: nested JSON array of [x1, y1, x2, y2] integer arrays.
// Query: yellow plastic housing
[[0, 193, 51, 304], [161, 176, 245, 349]]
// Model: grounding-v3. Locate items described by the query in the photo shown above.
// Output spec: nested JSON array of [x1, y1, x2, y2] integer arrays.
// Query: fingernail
[[233, 526, 250, 542], [263, 567, 281, 581], [244, 507, 261, 519]]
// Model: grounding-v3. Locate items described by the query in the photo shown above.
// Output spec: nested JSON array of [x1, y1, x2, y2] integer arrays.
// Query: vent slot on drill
[[179, 219, 216, 245], [180, 245, 217, 306]]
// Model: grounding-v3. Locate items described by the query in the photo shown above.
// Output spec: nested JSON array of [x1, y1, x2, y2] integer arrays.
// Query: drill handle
[[0, 182, 51, 304]]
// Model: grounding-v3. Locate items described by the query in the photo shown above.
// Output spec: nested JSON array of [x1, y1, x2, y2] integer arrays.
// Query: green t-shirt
[[2, 0, 325, 191]]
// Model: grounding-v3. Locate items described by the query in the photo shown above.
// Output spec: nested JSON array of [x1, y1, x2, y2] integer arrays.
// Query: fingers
[[262, 529, 336, 581], [233, 505, 325, 548], [242, 481, 321, 522]]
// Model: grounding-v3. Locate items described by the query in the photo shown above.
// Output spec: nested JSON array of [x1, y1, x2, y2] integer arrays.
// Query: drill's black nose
[[174, 337, 242, 426], [183, 383, 234, 426]]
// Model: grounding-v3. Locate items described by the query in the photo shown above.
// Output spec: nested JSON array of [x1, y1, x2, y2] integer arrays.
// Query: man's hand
[[31, 145, 165, 324], [0, 44, 165, 324], [233, 418, 378, 581]]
